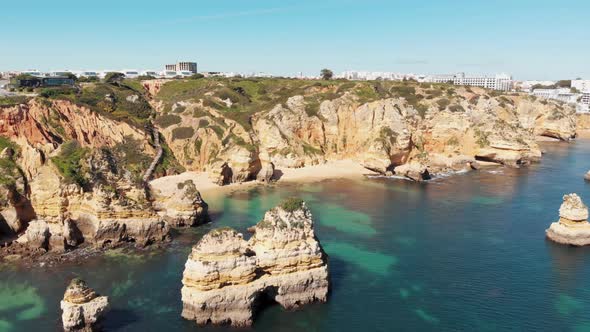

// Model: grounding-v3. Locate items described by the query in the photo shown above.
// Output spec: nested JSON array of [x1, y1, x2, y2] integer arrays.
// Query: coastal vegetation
[[280, 197, 304, 212], [51, 140, 89, 187]]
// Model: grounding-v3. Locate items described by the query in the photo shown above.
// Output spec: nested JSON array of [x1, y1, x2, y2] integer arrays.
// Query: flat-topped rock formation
[[181, 198, 329, 327], [546, 194, 590, 246], [61, 278, 109, 331]]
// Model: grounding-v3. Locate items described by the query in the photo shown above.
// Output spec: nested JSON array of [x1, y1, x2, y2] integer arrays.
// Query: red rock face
[[0, 104, 56, 147], [0, 99, 150, 151]]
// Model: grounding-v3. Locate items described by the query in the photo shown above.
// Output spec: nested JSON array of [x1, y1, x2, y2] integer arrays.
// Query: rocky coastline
[[0, 78, 582, 262]]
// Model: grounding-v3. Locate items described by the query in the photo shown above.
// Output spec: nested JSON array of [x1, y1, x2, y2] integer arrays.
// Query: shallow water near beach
[[1, 140, 590, 331]]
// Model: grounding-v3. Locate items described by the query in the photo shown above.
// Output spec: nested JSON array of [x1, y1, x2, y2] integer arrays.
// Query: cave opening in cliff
[[252, 286, 280, 318]]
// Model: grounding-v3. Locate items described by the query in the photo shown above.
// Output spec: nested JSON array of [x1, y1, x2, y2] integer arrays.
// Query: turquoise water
[[1, 140, 590, 331]]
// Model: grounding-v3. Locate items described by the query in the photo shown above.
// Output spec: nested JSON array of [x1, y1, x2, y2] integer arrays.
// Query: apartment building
[[165, 62, 197, 74], [425, 73, 513, 91], [531, 88, 579, 104], [572, 79, 590, 92]]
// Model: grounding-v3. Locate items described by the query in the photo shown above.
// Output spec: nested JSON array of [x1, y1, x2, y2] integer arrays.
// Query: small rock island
[[61, 278, 109, 331], [181, 198, 329, 327], [546, 193, 590, 246]]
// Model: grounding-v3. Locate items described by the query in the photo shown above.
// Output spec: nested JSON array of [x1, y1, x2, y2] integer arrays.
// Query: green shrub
[[51, 140, 88, 187], [155, 114, 182, 128], [172, 126, 195, 140], [0, 137, 19, 154], [447, 136, 459, 146], [416, 104, 429, 118], [0, 158, 21, 186], [172, 105, 186, 113], [39, 87, 76, 98], [448, 104, 465, 112], [155, 135, 186, 175], [436, 98, 451, 111], [209, 125, 224, 139], [60, 82, 154, 128], [198, 119, 209, 128], [280, 197, 304, 212], [0, 96, 30, 106]]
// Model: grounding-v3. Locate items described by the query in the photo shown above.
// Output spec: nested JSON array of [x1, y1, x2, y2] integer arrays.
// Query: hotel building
[[165, 62, 197, 74], [425, 73, 513, 91]]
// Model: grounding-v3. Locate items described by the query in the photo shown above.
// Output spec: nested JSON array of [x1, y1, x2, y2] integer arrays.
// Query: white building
[[424, 73, 513, 91], [49, 70, 73, 77], [18, 70, 45, 77], [141, 70, 160, 78], [572, 79, 590, 92], [531, 88, 579, 104], [518, 80, 556, 91], [120, 70, 140, 79], [337, 71, 420, 81], [165, 62, 197, 74], [580, 91, 590, 112], [76, 71, 99, 78]]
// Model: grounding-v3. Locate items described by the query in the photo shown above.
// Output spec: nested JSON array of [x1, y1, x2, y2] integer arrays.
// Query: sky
[[1, 0, 589, 80]]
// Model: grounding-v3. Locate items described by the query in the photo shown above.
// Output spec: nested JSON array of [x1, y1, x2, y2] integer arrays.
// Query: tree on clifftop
[[104, 72, 125, 84], [320, 69, 333, 80]]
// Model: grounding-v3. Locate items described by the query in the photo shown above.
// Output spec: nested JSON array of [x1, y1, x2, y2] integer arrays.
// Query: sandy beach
[[149, 160, 375, 198]]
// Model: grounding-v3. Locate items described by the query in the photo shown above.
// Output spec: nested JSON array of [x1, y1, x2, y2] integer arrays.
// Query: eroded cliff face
[[0, 97, 207, 258], [153, 80, 576, 182], [0, 78, 580, 258], [181, 199, 329, 327]]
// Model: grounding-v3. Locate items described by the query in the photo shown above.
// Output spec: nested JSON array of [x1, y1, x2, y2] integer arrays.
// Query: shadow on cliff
[[272, 169, 284, 181], [101, 308, 141, 331]]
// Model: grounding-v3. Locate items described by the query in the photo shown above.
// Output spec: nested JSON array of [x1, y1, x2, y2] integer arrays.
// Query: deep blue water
[[1, 140, 590, 331]]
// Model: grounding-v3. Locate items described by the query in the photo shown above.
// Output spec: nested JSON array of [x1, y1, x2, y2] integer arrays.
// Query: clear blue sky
[[1, 0, 588, 80]]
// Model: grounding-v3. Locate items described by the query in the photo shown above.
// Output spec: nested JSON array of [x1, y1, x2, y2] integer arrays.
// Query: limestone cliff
[[546, 194, 590, 246], [152, 79, 577, 183], [0, 93, 206, 258], [61, 278, 109, 331], [181, 199, 329, 327]]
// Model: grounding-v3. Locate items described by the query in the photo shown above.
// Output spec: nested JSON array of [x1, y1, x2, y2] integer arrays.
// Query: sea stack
[[546, 194, 590, 246], [181, 198, 329, 327], [585, 170, 590, 181], [60, 278, 109, 331]]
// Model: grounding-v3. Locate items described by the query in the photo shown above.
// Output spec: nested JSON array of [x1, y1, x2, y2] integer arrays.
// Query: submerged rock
[[546, 194, 590, 246], [181, 199, 329, 327], [61, 278, 109, 331]]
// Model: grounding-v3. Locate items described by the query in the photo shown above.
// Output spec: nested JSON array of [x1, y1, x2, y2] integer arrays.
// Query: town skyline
[[2, 0, 589, 81]]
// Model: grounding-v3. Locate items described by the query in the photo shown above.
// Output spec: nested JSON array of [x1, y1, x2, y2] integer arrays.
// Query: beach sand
[[149, 160, 375, 198]]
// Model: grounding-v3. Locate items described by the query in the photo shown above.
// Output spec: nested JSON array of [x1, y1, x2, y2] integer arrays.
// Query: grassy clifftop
[[152, 77, 525, 127]]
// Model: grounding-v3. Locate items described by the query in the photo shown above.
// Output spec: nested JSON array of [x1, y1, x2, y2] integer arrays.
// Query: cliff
[[152, 79, 577, 182], [0, 78, 580, 259], [0, 85, 207, 258], [181, 199, 329, 327]]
